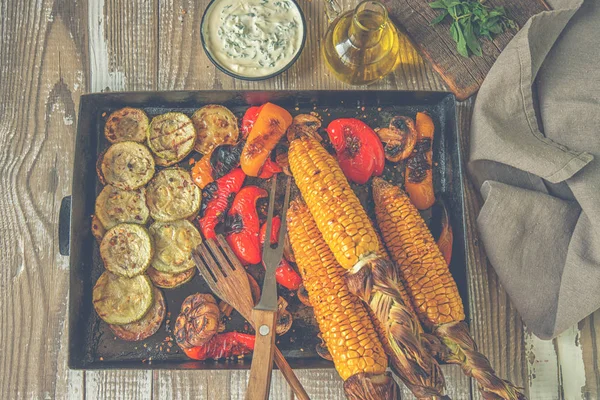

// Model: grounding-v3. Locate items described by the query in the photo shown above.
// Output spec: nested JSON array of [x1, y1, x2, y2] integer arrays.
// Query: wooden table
[[0, 0, 596, 398]]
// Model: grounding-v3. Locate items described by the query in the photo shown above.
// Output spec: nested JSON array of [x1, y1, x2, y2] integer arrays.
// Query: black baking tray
[[60, 90, 467, 370]]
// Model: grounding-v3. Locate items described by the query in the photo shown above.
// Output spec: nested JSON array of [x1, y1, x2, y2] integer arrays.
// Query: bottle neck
[[348, 1, 387, 48]]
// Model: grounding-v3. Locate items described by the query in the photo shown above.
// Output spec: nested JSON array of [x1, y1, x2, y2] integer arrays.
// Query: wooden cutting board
[[382, 0, 550, 100]]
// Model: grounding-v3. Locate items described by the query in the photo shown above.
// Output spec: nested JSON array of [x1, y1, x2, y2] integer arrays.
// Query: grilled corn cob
[[373, 177, 526, 400], [288, 199, 398, 400], [288, 136, 447, 399]]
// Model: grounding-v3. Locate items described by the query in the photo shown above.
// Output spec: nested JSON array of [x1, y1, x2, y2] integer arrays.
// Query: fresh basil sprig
[[429, 0, 517, 58]]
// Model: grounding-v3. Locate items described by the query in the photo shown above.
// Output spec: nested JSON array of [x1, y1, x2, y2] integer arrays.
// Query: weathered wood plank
[[85, 0, 158, 396], [579, 310, 600, 400], [157, 0, 445, 92], [456, 99, 528, 399], [88, 0, 158, 92], [556, 326, 587, 399], [382, 0, 548, 100], [525, 331, 560, 400], [0, 0, 86, 398], [85, 370, 152, 400], [293, 369, 345, 399]]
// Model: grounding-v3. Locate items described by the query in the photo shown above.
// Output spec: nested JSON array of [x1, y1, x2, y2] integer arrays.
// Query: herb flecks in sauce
[[203, 0, 303, 77]]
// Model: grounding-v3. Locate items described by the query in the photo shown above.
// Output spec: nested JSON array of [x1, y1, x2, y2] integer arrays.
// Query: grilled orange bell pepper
[[405, 112, 435, 210], [240, 103, 292, 177]]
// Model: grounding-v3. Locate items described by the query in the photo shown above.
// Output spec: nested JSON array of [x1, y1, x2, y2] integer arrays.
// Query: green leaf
[[455, 24, 469, 57], [434, 0, 512, 57], [430, 10, 449, 25], [488, 23, 503, 34], [463, 22, 482, 56], [448, 5, 458, 18], [450, 21, 460, 42], [443, 0, 462, 7], [429, 0, 447, 9]]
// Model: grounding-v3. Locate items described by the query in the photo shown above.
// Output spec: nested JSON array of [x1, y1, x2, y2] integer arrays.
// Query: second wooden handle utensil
[[192, 235, 309, 400], [246, 175, 292, 400]]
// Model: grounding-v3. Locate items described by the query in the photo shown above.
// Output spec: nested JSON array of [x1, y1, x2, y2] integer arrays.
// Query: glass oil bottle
[[322, 0, 402, 85]]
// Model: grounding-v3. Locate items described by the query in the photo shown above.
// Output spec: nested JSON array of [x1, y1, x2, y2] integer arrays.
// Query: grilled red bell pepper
[[327, 118, 385, 184], [240, 105, 264, 139], [198, 168, 246, 240], [182, 332, 255, 360], [259, 216, 302, 290], [226, 186, 267, 265], [258, 158, 283, 179], [259, 215, 282, 246]]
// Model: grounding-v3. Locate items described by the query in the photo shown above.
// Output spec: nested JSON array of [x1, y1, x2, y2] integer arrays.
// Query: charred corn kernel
[[287, 199, 388, 381], [288, 137, 380, 270], [373, 177, 465, 327]]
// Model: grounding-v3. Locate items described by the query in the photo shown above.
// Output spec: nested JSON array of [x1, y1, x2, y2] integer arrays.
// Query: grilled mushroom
[[376, 116, 417, 162], [297, 283, 311, 307], [275, 297, 293, 336], [316, 333, 333, 361], [287, 114, 322, 142]]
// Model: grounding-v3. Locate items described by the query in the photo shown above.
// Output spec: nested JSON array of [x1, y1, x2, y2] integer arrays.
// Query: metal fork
[[246, 174, 292, 400]]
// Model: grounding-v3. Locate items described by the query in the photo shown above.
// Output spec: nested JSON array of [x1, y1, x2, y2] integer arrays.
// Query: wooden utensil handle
[[246, 309, 277, 400], [274, 347, 310, 400]]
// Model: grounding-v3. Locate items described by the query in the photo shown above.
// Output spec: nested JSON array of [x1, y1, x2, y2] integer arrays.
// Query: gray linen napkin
[[469, 0, 600, 339]]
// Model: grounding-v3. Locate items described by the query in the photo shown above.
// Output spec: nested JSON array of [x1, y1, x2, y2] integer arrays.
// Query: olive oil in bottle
[[322, 0, 402, 85]]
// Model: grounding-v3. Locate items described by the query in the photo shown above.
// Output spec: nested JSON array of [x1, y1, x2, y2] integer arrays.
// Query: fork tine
[[192, 245, 223, 297], [205, 238, 234, 274], [196, 240, 226, 279], [191, 246, 216, 283], [277, 176, 292, 246], [216, 235, 245, 271], [262, 174, 278, 257]]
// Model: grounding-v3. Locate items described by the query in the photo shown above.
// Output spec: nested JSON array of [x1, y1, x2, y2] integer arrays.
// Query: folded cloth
[[469, 0, 600, 339]]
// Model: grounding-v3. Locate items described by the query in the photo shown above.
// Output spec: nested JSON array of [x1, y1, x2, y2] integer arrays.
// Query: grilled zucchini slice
[[99, 142, 155, 190], [149, 220, 202, 274], [95, 185, 150, 230], [91, 215, 106, 244], [92, 271, 154, 325], [148, 112, 196, 166], [108, 287, 166, 341], [146, 168, 201, 221], [147, 266, 196, 289], [100, 223, 153, 277], [192, 105, 239, 155], [104, 107, 149, 144]]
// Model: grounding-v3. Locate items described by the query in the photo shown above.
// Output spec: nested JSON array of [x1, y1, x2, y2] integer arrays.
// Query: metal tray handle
[[59, 195, 71, 256]]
